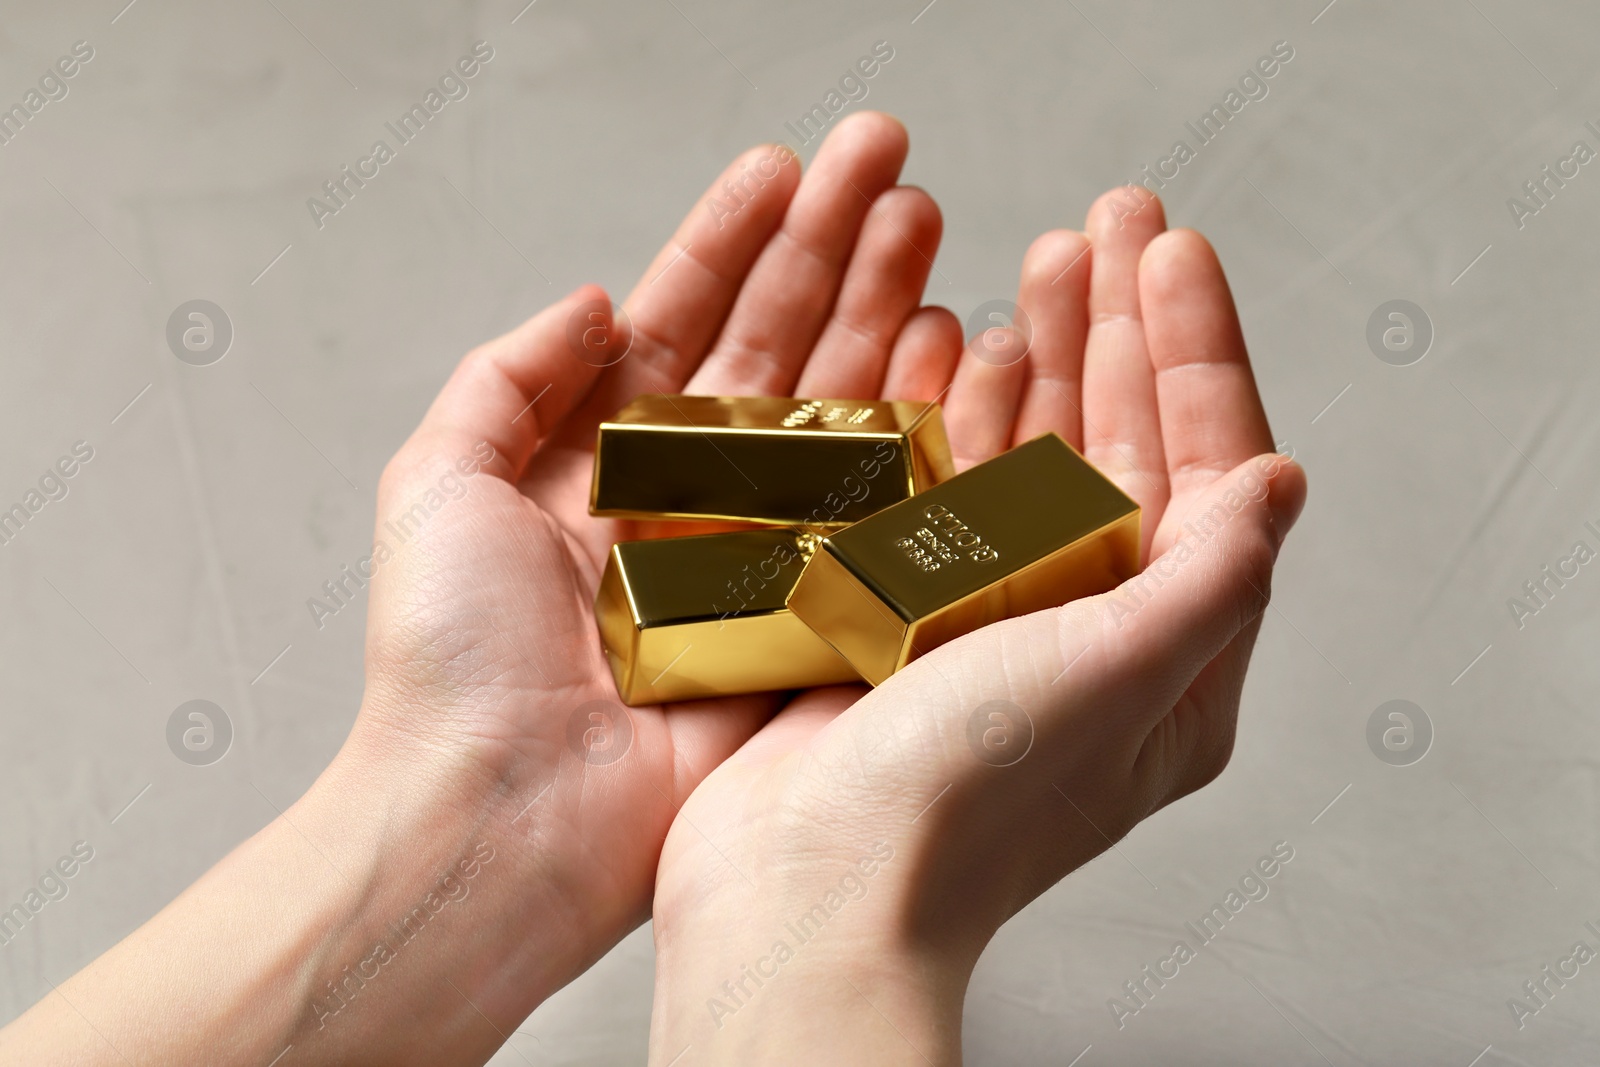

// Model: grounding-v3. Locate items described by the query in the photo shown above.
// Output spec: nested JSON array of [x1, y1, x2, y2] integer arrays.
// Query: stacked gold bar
[[785, 433, 1140, 685], [588, 395, 1139, 705], [590, 394, 954, 526], [596, 529, 857, 705]]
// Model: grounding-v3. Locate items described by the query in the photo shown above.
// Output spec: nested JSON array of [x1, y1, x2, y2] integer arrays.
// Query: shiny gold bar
[[595, 528, 860, 705], [589, 394, 954, 527], [786, 433, 1140, 686]]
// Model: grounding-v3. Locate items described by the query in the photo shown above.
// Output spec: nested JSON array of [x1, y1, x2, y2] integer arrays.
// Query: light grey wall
[[1, 0, 1596, 1063]]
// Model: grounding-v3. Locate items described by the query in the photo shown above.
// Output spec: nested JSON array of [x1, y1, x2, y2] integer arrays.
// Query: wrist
[[276, 707, 591, 1063], [650, 848, 972, 1066], [0, 706, 583, 1067], [652, 919, 969, 1066]]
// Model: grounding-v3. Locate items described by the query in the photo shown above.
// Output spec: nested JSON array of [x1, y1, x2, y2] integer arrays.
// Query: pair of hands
[[360, 110, 1304, 1062], [2, 110, 1303, 1066]]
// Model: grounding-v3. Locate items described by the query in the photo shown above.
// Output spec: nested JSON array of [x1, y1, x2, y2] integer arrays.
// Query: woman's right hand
[[647, 195, 1308, 1066]]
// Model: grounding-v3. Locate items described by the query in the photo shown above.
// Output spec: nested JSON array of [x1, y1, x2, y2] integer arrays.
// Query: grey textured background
[[2, 0, 1596, 1063]]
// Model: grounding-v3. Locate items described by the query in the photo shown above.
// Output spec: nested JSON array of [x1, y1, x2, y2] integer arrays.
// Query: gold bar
[[596, 528, 860, 705], [785, 433, 1140, 686], [589, 394, 954, 527]]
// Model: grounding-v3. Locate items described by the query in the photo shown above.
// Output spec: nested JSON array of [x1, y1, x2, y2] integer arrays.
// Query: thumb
[[883, 452, 1305, 767], [1073, 450, 1306, 715]]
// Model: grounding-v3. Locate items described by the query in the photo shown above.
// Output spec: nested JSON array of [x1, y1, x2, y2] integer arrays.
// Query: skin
[[0, 112, 1304, 1066]]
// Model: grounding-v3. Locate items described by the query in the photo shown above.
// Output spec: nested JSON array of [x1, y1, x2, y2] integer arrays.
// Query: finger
[[1010, 230, 1092, 450], [660, 685, 865, 818], [655, 693, 781, 798], [1081, 187, 1170, 560], [794, 185, 943, 397], [721, 685, 865, 770], [940, 333, 1029, 472], [543, 144, 802, 461], [1140, 229, 1273, 554], [687, 111, 910, 396], [880, 306, 963, 403], [1146, 455, 1307, 804], [1081, 453, 1304, 720], [615, 142, 802, 395], [402, 283, 608, 483]]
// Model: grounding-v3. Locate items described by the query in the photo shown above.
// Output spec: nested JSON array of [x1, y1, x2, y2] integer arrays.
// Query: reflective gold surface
[[595, 527, 860, 705], [589, 394, 955, 526], [785, 433, 1140, 685]]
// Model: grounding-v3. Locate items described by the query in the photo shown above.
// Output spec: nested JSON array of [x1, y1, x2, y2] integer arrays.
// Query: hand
[[0, 111, 962, 1067], [347, 110, 960, 1050], [647, 189, 1308, 1065]]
